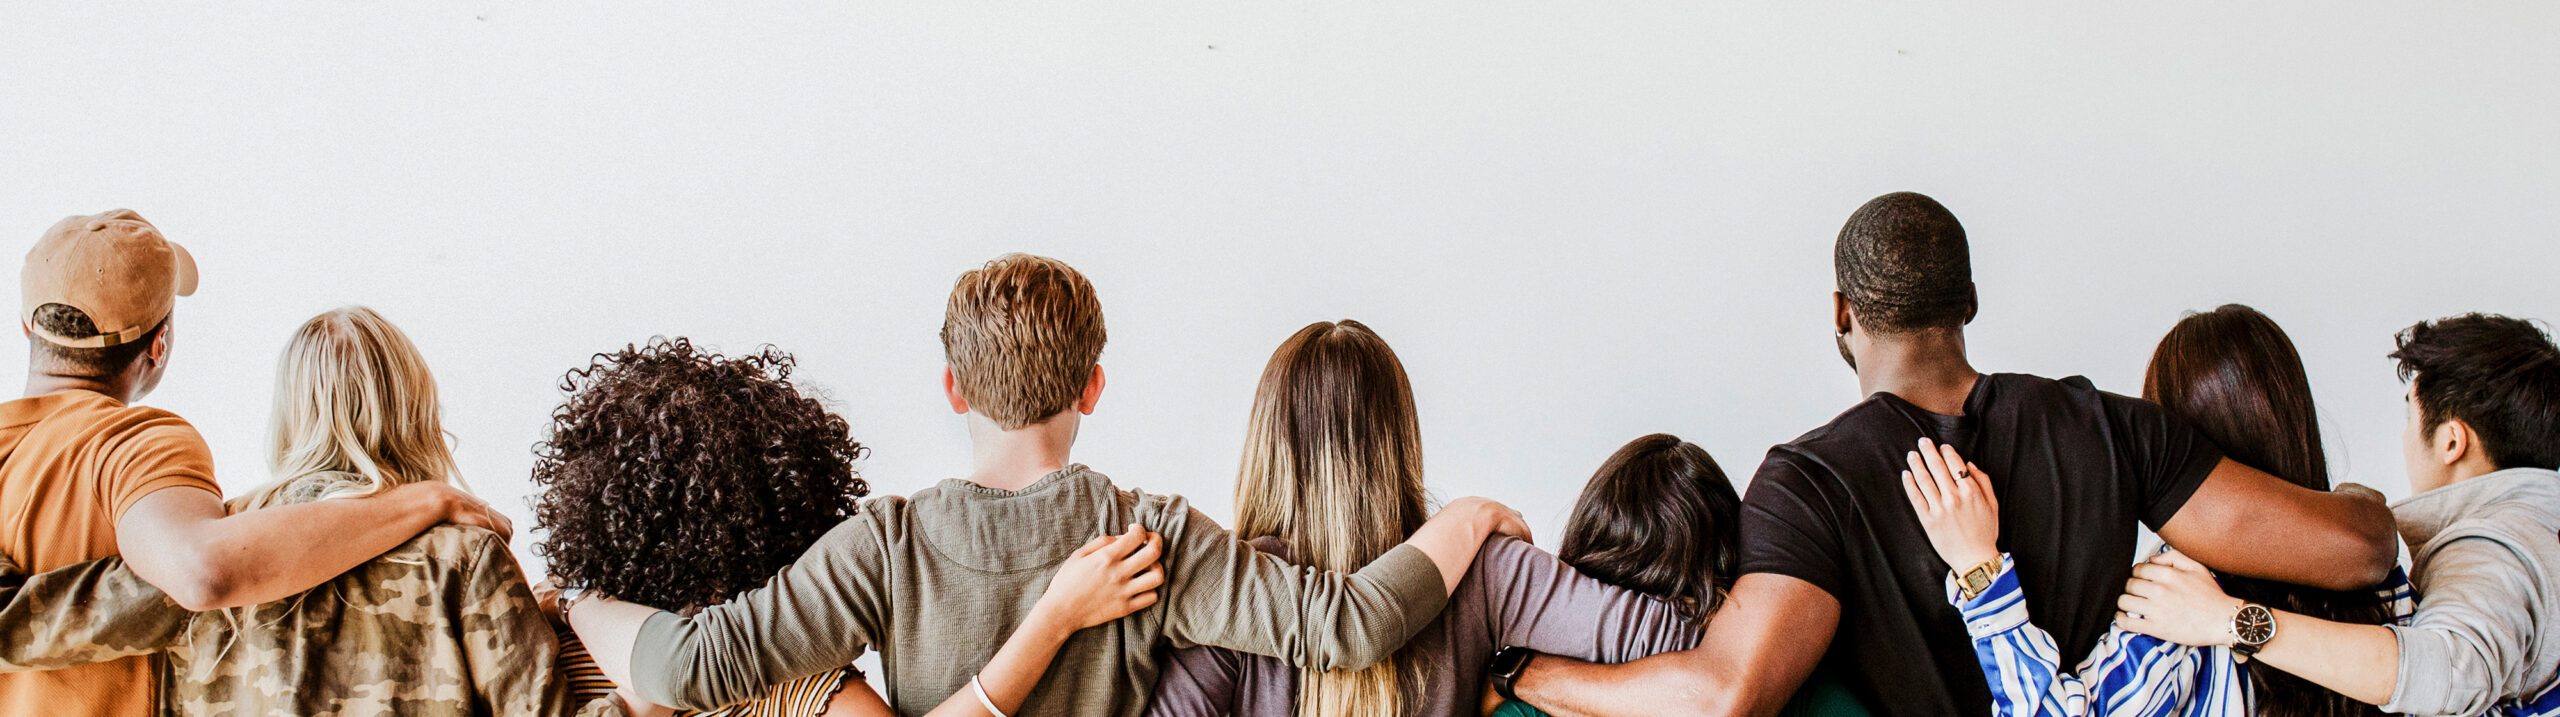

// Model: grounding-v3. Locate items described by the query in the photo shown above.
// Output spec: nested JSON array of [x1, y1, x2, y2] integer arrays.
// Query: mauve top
[[1146, 535, 1703, 717]]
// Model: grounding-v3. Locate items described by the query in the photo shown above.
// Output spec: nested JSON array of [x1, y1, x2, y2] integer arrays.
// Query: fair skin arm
[[114, 483, 511, 610], [582, 527, 1167, 717], [2116, 549, 2399, 705]]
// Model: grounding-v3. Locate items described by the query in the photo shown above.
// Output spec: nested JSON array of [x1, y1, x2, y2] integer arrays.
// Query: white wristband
[[971, 674, 1008, 717]]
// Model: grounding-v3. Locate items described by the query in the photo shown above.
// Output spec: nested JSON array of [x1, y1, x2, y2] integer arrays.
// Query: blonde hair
[[1234, 320, 1427, 717], [939, 253, 1107, 429], [234, 307, 462, 511]]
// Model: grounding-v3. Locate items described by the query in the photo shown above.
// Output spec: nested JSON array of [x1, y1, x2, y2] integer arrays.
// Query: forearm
[[566, 597, 664, 705], [1405, 500, 1501, 593], [1514, 652, 1738, 717], [1952, 565, 2085, 717], [921, 610, 1078, 717], [121, 487, 452, 609], [2253, 612, 2397, 706]]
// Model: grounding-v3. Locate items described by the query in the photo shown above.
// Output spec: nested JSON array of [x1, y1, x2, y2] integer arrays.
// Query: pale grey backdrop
[[5, 3, 2555, 586]]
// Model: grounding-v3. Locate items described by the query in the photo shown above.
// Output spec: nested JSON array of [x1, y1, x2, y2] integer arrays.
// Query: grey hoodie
[[2385, 467, 2560, 716]]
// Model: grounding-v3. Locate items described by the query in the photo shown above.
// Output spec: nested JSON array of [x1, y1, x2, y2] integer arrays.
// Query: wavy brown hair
[[532, 338, 869, 610], [2144, 305, 2392, 717]]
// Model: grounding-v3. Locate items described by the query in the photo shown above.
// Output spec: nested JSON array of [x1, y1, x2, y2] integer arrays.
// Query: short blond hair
[[941, 253, 1107, 429]]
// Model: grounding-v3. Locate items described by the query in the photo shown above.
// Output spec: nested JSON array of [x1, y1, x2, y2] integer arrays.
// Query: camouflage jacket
[[0, 473, 626, 717]]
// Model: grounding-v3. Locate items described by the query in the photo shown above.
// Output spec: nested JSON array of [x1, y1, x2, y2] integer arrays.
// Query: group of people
[[0, 193, 2552, 717]]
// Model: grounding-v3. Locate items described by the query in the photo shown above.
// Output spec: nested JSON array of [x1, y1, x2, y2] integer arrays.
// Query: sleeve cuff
[[1945, 554, 2028, 638], [629, 610, 694, 708], [1372, 544, 1452, 638]]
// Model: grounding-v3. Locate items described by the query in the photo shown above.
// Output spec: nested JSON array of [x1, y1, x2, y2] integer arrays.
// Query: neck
[[23, 372, 132, 403], [965, 411, 1079, 492], [1855, 330, 1981, 416]]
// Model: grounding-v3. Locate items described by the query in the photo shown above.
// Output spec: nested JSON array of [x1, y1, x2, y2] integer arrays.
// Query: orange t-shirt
[[0, 389, 219, 717]]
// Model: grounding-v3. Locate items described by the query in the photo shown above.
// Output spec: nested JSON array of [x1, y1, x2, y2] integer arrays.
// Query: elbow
[[155, 568, 240, 612]]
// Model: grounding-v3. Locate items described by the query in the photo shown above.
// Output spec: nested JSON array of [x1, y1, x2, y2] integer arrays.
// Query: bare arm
[[114, 483, 510, 610], [1511, 573, 1838, 717], [2154, 459, 2394, 590], [2124, 540, 2531, 715]]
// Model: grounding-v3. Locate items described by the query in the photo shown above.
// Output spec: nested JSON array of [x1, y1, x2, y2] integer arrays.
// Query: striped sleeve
[[1950, 552, 2255, 717], [1949, 555, 2091, 717]]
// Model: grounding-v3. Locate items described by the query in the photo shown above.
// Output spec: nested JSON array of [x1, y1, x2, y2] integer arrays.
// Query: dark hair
[[2143, 305, 2393, 717], [532, 338, 870, 610], [1556, 433, 1741, 624], [28, 303, 164, 376], [1835, 192, 1974, 335], [2390, 313, 2560, 471]]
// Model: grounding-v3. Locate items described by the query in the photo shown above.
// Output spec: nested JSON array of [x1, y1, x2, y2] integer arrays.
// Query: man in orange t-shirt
[[1, 210, 514, 715]]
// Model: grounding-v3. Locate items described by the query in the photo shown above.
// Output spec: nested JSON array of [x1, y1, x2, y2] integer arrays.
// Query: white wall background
[[5, 2, 2556, 579]]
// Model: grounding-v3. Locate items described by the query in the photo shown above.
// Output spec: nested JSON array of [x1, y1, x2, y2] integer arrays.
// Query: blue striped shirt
[[1950, 553, 2417, 717]]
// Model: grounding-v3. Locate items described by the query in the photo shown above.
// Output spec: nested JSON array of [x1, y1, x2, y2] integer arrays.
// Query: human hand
[[1031, 524, 1164, 631], [1446, 497, 1532, 545], [2116, 548, 2244, 647], [1902, 438, 2000, 571], [394, 482, 514, 540]]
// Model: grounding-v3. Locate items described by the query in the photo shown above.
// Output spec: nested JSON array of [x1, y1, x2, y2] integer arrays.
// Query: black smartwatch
[[1488, 646, 1539, 702]]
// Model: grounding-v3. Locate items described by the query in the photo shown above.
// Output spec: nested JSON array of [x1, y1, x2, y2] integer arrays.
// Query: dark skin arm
[[2154, 458, 2395, 591], [1510, 573, 1837, 717]]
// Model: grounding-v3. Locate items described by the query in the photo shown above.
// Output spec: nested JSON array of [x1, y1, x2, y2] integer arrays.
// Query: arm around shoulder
[[1512, 573, 1838, 717], [2158, 459, 2395, 590], [597, 515, 892, 711], [1156, 497, 1520, 672], [0, 552, 187, 671]]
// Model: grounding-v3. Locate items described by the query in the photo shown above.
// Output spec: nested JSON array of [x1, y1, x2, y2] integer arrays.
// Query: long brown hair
[[2143, 304, 2393, 717], [1234, 319, 1427, 717]]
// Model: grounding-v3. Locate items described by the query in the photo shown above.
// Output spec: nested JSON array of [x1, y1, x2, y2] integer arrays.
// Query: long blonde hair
[[1234, 320, 1428, 717], [234, 307, 462, 511]]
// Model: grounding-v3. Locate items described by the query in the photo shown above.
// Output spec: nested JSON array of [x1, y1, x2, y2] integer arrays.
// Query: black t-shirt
[[1739, 373, 2224, 717]]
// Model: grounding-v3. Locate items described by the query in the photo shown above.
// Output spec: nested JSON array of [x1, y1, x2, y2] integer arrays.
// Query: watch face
[[2233, 604, 2276, 645], [1962, 568, 1992, 594]]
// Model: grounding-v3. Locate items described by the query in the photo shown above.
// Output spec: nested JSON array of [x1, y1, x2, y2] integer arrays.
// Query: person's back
[[1750, 371, 2224, 713], [0, 389, 214, 715], [167, 474, 582, 715]]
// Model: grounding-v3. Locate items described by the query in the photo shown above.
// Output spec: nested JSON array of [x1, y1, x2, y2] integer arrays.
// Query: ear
[[942, 366, 970, 414], [1833, 292, 1854, 336], [1962, 283, 1980, 325], [145, 325, 172, 364], [1076, 365, 1106, 415], [2434, 417, 2475, 467]]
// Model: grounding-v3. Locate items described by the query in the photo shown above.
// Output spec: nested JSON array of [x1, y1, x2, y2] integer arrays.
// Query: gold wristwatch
[[1955, 557, 2001, 600]]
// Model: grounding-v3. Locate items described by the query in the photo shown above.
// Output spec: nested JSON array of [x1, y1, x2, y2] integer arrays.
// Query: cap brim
[[167, 241, 198, 297]]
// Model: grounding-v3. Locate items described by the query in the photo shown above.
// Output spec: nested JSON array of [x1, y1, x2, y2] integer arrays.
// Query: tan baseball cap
[[21, 209, 199, 349]]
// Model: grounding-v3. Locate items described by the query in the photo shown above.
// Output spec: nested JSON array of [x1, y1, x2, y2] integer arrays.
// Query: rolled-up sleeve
[[2383, 536, 2538, 716]]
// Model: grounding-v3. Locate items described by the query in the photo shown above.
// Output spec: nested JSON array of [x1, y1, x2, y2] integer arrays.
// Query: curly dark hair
[[532, 338, 869, 610]]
